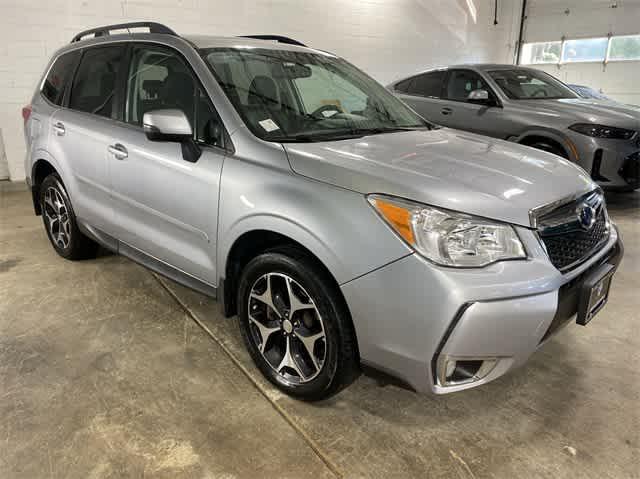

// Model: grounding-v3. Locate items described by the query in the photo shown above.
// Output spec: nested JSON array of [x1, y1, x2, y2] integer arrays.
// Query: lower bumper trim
[[540, 234, 623, 343]]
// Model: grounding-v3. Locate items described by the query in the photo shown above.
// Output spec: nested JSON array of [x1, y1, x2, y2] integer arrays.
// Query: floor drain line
[[153, 273, 343, 479]]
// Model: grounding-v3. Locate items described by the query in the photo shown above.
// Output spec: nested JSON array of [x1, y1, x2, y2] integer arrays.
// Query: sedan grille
[[536, 190, 610, 272]]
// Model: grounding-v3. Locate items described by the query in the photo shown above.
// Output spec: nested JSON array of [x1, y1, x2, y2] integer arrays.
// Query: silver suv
[[24, 23, 623, 400], [388, 65, 640, 191]]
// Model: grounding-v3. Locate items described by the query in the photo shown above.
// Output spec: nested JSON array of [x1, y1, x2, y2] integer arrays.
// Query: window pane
[[562, 38, 608, 63], [609, 35, 640, 61], [409, 71, 444, 98], [520, 42, 561, 64], [488, 69, 576, 100], [125, 46, 196, 127], [445, 70, 490, 101], [204, 48, 426, 142], [294, 64, 368, 114], [41, 50, 80, 106], [69, 46, 125, 118], [395, 78, 414, 93]]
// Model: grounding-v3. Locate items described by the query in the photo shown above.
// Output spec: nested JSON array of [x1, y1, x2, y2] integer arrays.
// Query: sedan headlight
[[569, 123, 636, 140], [368, 195, 526, 267]]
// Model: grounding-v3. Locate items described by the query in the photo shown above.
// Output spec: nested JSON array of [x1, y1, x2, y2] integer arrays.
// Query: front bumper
[[341, 225, 623, 394], [568, 132, 640, 190]]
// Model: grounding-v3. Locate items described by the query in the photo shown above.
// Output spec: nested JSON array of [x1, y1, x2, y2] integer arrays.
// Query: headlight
[[569, 123, 636, 140], [368, 195, 526, 267]]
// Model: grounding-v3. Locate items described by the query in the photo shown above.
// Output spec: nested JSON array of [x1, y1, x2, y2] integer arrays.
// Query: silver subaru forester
[[23, 23, 623, 400]]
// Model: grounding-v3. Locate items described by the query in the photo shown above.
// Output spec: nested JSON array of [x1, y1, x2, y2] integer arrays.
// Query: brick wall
[[0, 0, 521, 180]]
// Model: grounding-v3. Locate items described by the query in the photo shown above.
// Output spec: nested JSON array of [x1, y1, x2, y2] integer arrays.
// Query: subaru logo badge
[[577, 203, 596, 230]]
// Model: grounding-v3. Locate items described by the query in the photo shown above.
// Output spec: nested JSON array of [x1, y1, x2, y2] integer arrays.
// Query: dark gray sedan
[[389, 65, 640, 191]]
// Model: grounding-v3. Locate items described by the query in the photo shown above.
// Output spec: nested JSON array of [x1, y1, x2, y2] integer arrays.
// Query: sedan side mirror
[[143, 109, 201, 163], [467, 89, 490, 102]]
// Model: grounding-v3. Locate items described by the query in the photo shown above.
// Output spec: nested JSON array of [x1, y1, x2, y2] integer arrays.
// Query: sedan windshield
[[202, 47, 430, 142], [488, 69, 578, 100]]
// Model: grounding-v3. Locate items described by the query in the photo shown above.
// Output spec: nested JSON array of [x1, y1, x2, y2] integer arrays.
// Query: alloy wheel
[[247, 273, 326, 385], [43, 186, 71, 249]]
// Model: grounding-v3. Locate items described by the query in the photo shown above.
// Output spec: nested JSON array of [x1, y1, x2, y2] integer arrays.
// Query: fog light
[[437, 356, 498, 387]]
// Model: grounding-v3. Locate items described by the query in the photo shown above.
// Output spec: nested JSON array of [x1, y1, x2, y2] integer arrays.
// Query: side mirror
[[143, 109, 201, 163], [467, 89, 492, 104]]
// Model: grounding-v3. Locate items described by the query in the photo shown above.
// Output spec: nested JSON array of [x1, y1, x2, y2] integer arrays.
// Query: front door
[[439, 69, 512, 139], [109, 43, 228, 285]]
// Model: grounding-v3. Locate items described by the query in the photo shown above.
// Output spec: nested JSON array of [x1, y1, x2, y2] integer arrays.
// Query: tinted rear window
[[41, 50, 81, 106], [69, 45, 126, 118], [409, 71, 445, 98], [395, 78, 414, 93]]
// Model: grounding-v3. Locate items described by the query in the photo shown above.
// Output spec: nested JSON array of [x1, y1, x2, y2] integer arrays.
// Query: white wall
[[523, 0, 640, 105], [0, 0, 521, 181]]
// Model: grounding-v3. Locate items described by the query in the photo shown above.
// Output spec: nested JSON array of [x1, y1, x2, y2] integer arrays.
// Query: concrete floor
[[1, 183, 638, 479]]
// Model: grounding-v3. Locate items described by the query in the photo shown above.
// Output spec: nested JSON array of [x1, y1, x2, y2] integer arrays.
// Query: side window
[[125, 45, 196, 127], [395, 78, 414, 93], [69, 46, 125, 118], [41, 50, 81, 106], [445, 70, 491, 102], [126, 45, 228, 150], [408, 71, 445, 98]]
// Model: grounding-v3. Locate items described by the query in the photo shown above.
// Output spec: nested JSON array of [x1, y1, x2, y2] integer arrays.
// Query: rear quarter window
[[41, 50, 81, 106], [395, 78, 414, 93]]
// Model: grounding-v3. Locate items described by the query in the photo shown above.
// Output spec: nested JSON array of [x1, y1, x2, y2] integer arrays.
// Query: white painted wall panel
[[0, 0, 521, 180]]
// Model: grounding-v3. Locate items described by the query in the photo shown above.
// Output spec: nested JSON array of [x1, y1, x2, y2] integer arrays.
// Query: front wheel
[[237, 248, 359, 401]]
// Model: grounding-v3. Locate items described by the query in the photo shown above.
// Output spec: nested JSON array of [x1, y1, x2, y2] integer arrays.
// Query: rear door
[[49, 44, 127, 234], [393, 70, 447, 124], [108, 43, 227, 285]]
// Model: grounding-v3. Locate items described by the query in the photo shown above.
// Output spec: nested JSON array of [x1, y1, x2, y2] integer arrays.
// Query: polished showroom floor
[[1, 184, 638, 479]]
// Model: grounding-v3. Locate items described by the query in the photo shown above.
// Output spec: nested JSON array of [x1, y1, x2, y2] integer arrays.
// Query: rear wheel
[[237, 248, 359, 401], [40, 174, 98, 260]]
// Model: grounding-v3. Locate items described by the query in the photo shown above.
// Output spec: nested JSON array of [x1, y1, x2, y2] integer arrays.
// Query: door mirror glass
[[467, 89, 490, 102], [143, 109, 193, 141]]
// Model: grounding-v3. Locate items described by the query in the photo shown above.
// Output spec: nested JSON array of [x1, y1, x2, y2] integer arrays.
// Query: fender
[[510, 127, 579, 162], [219, 213, 346, 286]]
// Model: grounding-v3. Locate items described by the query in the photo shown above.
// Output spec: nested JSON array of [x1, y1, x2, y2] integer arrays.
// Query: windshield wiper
[[268, 132, 366, 143], [267, 126, 425, 143], [348, 126, 421, 135]]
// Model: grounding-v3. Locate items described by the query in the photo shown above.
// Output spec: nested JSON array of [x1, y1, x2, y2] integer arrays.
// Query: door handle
[[441, 108, 453, 115], [52, 122, 65, 136], [108, 143, 128, 160]]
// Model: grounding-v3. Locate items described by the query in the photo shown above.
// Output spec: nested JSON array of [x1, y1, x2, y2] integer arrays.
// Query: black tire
[[237, 247, 359, 401], [39, 173, 98, 260], [527, 141, 569, 159]]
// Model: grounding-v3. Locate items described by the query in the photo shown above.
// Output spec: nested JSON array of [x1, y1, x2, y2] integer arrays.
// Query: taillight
[[22, 104, 32, 125]]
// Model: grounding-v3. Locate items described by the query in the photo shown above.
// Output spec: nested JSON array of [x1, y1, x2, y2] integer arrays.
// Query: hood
[[515, 98, 640, 130], [284, 129, 596, 227]]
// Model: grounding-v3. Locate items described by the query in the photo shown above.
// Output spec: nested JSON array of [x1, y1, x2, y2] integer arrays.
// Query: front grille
[[536, 191, 610, 272]]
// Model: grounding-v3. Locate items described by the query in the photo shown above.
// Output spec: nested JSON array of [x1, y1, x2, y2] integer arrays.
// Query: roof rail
[[71, 22, 177, 43], [239, 35, 306, 47]]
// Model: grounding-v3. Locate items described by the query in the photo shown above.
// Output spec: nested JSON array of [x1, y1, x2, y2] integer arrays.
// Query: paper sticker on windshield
[[259, 119, 280, 132]]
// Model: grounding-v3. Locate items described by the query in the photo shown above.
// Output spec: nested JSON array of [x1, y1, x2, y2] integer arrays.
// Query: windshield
[[488, 69, 578, 100], [202, 47, 430, 142]]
